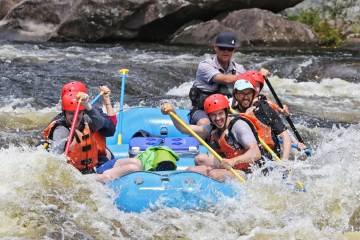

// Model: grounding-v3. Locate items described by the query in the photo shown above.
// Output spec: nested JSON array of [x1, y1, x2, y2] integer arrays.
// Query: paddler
[[41, 91, 141, 182], [161, 94, 262, 182]]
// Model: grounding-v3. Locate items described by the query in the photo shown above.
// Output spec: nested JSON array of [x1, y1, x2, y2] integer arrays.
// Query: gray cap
[[215, 32, 237, 48]]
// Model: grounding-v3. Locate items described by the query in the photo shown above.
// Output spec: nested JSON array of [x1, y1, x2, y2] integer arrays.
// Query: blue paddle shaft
[[118, 70, 128, 142], [278, 137, 313, 156], [90, 93, 103, 105]]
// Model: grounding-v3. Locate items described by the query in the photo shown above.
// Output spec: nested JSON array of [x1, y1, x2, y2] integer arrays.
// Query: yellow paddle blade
[[296, 180, 306, 192]]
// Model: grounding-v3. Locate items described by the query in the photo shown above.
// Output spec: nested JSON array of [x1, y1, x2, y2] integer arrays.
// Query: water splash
[[0, 146, 130, 239]]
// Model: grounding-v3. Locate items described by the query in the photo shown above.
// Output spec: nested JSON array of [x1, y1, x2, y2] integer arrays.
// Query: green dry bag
[[136, 146, 179, 171]]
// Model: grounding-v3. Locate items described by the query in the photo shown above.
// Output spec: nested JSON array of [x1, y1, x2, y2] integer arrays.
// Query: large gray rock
[[170, 8, 319, 47], [0, 0, 23, 19], [0, 0, 310, 45]]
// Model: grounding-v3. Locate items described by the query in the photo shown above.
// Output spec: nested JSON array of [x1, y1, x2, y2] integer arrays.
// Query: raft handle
[[160, 174, 170, 182]]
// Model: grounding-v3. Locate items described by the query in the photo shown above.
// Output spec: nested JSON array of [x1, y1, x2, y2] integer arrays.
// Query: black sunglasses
[[218, 46, 235, 52]]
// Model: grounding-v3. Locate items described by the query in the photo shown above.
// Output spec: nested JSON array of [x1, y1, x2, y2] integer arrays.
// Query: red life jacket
[[42, 120, 104, 171], [209, 116, 259, 171]]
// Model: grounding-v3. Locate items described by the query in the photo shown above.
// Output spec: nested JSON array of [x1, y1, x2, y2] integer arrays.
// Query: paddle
[[229, 107, 305, 191], [117, 69, 129, 144], [168, 111, 246, 182], [64, 99, 82, 156], [90, 91, 104, 105], [264, 77, 312, 156]]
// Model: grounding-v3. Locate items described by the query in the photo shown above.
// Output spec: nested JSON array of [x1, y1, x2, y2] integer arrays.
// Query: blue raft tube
[[106, 107, 239, 213]]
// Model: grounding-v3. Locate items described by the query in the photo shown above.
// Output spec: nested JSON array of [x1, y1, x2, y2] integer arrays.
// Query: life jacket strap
[[82, 145, 92, 151], [82, 134, 90, 140], [81, 158, 93, 165]]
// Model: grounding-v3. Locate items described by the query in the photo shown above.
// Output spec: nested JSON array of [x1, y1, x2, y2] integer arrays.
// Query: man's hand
[[77, 92, 91, 111], [278, 104, 290, 116], [296, 142, 308, 150], [100, 86, 111, 104], [161, 103, 175, 115], [260, 68, 270, 77], [222, 158, 236, 170]]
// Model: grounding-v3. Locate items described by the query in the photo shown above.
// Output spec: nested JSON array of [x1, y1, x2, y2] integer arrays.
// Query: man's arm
[[224, 142, 261, 170], [84, 107, 105, 132], [278, 129, 291, 160], [212, 73, 238, 84], [49, 126, 69, 154], [93, 106, 116, 137], [160, 103, 209, 139]]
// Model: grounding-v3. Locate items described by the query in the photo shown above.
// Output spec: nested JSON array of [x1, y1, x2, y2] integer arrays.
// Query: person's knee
[[134, 158, 142, 169], [194, 155, 202, 165], [129, 158, 142, 168], [194, 154, 208, 165], [126, 164, 141, 173], [97, 172, 113, 183]]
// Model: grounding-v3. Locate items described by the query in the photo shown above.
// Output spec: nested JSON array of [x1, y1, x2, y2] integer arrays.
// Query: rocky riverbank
[[0, 0, 319, 47]]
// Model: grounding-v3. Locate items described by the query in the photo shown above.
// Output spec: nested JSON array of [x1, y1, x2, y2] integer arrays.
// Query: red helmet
[[246, 70, 265, 89], [235, 73, 257, 89], [204, 94, 229, 114], [62, 92, 85, 111], [61, 81, 87, 98]]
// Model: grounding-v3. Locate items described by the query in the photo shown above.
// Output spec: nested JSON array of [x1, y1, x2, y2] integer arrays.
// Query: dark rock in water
[[306, 62, 360, 83], [339, 39, 360, 51], [0, 0, 317, 47], [170, 8, 319, 47]]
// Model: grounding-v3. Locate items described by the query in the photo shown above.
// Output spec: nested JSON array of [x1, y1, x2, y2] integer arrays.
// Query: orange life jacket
[[240, 112, 275, 150], [67, 124, 98, 170], [42, 120, 102, 171], [209, 116, 259, 171], [93, 132, 107, 157]]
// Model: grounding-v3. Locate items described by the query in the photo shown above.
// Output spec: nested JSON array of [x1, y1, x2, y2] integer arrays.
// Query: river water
[[0, 41, 359, 239]]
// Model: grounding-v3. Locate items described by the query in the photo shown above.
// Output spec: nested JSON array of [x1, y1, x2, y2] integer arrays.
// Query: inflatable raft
[[106, 107, 238, 212]]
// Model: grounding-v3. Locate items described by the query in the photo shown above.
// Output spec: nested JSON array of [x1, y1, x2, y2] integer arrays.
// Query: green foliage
[[353, 16, 360, 34], [317, 22, 342, 46], [288, 10, 342, 46], [286, 0, 360, 46]]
